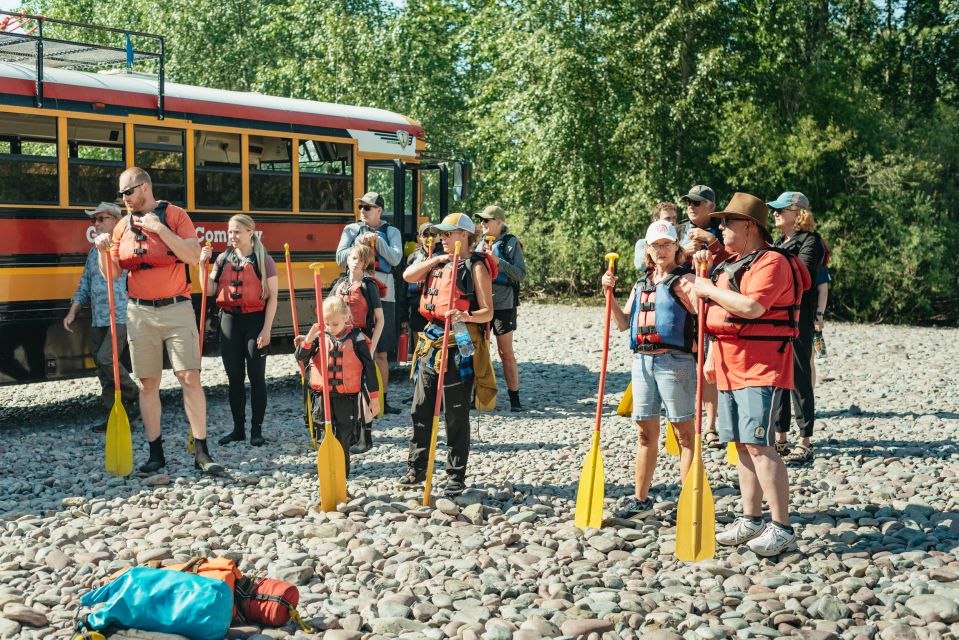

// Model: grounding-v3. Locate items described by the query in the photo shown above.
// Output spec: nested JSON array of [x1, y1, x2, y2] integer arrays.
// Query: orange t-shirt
[[705, 250, 796, 391], [111, 203, 196, 300]]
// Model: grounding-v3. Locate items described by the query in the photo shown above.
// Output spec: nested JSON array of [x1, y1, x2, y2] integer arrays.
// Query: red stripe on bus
[[3, 80, 424, 137], [0, 218, 346, 255]]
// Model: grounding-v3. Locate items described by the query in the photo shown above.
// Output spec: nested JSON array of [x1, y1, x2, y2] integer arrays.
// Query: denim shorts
[[717, 386, 785, 445], [631, 351, 696, 422]]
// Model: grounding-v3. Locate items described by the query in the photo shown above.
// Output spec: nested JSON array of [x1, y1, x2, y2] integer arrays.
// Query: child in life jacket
[[294, 297, 379, 477], [330, 244, 385, 454]]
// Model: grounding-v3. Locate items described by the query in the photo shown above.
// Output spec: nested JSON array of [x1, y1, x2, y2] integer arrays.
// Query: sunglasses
[[93, 215, 115, 223], [688, 201, 704, 208], [421, 233, 437, 239], [359, 204, 376, 211], [117, 182, 145, 198]]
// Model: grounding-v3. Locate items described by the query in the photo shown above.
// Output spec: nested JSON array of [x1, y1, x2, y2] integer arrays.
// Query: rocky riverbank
[[0, 304, 957, 640]]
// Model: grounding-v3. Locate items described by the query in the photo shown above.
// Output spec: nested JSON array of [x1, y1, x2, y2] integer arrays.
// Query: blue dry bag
[[80, 566, 233, 640]]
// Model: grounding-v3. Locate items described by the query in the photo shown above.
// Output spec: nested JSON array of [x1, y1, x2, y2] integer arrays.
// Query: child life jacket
[[332, 276, 379, 330], [418, 252, 497, 323], [629, 266, 695, 353], [708, 246, 811, 352], [213, 249, 265, 313], [308, 326, 365, 395]]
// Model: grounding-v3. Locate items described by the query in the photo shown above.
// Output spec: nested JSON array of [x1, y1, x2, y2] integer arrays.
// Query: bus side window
[[0, 113, 58, 205], [68, 119, 124, 207], [250, 135, 292, 211], [135, 125, 185, 207], [195, 131, 242, 210], [299, 139, 353, 213]]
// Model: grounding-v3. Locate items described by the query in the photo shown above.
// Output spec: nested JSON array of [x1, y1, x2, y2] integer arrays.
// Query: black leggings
[[219, 310, 268, 430]]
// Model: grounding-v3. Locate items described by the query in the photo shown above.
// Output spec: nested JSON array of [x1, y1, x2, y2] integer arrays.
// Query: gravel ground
[[0, 303, 957, 640]]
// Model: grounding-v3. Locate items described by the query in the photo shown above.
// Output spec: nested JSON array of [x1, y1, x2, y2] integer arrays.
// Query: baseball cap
[[355, 192, 385, 208], [766, 191, 810, 210], [680, 185, 716, 204], [645, 221, 679, 244], [476, 205, 506, 221], [84, 202, 122, 218], [417, 222, 435, 236], [432, 212, 476, 234]]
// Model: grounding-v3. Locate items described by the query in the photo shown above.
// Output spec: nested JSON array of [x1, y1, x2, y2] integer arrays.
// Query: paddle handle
[[694, 257, 707, 435], [593, 252, 619, 434], [104, 253, 121, 391], [427, 236, 434, 259], [423, 241, 462, 504], [198, 242, 211, 356], [310, 264, 334, 427]]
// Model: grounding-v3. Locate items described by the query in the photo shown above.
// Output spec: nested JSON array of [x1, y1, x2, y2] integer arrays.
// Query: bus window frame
[[0, 111, 59, 206]]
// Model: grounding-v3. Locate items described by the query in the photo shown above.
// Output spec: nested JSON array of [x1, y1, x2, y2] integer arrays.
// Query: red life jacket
[[213, 249, 265, 313], [418, 252, 497, 323], [629, 266, 695, 353], [332, 277, 378, 330], [707, 247, 811, 352], [116, 202, 183, 271], [308, 326, 365, 395]]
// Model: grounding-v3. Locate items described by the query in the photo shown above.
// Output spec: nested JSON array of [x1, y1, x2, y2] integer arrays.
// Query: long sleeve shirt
[[479, 228, 526, 310], [335, 222, 403, 302], [72, 247, 129, 327]]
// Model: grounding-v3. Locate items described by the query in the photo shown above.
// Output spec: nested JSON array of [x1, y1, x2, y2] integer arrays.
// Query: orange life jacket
[[116, 202, 183, 271], [332, 277, 377, 330], [707, 247, 811, 352], [214, 249, 265, 313], [308, 326, 365, 394], [418, 252, 496, 323]]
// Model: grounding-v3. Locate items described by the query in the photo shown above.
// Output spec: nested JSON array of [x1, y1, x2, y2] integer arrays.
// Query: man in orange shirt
[[95, 167, 222, 475], [693, 192, 800, 557]]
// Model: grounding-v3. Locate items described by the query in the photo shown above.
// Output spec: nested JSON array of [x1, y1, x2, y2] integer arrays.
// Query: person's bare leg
[[743, 443, 790, 524], [735, 443, 764, 517], [634, 419, 660, 500], [670, 419, 695, 482], [175, 369, 207, 439], [703, 379, 718, 431], [138, 376, 162, 440], [496, 332, 519, 391]]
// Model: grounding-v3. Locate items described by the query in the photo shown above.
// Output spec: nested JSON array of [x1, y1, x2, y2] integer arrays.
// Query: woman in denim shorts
[[603, 221, 699, 518]]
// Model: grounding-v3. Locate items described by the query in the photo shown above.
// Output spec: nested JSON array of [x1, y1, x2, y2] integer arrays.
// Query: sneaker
[[716, 517, 767, 546], [614, 497, 654, 520], [444, 477, 466, 497], [383, 403, 402, 415], [747, 523, 797, 557], [395, 471, 425, 490]]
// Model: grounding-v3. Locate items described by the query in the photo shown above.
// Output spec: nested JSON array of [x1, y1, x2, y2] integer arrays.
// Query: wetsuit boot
[[218, 425, 245, 446], [249, 424, 265, 447], [351, 422, 372, 454], [139, 436, 166, 474], [193, 438, 225, 475], [508, 389, 524, 412]]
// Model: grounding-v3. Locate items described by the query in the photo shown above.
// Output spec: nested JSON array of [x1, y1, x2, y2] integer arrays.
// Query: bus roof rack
[[0, 10, 166, 118]]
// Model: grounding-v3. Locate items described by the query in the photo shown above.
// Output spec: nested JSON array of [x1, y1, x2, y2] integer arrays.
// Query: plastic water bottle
[[451, 320, 474, 357], [814, 331, 827, 358]]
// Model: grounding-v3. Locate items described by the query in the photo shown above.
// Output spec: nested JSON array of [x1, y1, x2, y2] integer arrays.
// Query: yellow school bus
[[0, 11, 467, 384]]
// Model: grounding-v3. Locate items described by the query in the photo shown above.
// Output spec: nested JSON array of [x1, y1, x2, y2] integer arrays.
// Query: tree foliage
[[25, 0, 959, 322]]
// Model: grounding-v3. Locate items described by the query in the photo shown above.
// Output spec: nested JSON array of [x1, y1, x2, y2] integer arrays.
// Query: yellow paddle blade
[[105, 391, 133, 477], [676, 438, 716, 562], [422, 414, 441, 506], [665, 422, 680, 456], [187, 433, 194, 454], [375, 366, 385, 418], [726, 441, 739, 466], [616, 382, 633, 416], [317, 422, 347, 512], [574, 431, 605, 529]]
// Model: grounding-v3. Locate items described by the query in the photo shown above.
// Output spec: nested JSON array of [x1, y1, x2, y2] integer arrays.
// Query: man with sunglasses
[[95, 167, 222, 475], [335, 192, 404, 414], [65, 201, 139, 431]]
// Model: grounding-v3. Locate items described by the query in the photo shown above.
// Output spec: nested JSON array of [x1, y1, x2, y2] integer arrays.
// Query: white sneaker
[[747, 523, 797, 556], [716, 517, 766, 546]]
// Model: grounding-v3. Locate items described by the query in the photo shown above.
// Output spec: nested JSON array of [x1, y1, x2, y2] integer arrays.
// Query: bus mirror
[[453, 161, 470, 201]]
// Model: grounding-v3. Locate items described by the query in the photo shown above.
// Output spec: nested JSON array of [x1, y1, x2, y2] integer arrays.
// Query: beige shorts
[[126, 300, 201, 378]]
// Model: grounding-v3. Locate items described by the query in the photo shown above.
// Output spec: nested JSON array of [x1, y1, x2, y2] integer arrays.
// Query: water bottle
[[452, 320, 474, 357], [813, 331, 826, 358]]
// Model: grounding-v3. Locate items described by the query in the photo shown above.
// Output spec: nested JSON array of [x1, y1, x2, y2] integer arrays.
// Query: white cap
[[645, 221, 678, 244], [84, 202, 122, 218]]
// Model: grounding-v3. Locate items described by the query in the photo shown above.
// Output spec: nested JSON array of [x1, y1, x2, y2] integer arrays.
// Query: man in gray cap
[[64, 202, 139, 431], [336, 192, 404, 414], [477, 205, 527, 411]]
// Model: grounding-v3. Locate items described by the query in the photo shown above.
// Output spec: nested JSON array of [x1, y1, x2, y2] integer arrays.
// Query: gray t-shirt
[[479, 229, 526, 310], [335, 222, 403, 302]]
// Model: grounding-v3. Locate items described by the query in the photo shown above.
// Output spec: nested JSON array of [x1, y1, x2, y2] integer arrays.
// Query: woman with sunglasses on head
[[768, 192, 824, 466], [200, 214, 279, 447], [398, 213, 495, 497]]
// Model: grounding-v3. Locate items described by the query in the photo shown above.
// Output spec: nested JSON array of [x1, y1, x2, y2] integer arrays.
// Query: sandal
[[703, 430, 721, 449], [775, 441, 790, 457], [784, 444, 813, 466]]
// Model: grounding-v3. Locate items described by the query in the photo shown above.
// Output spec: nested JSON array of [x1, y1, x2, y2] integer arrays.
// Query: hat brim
[[84, 209, 120, 217], [475, 213, 496, 220], [432, 223, 471, 232], [355, 198, 382, 207], [645, 233, 678, 244], [765, 199, 792, 209], [681, 194, 711, 204]]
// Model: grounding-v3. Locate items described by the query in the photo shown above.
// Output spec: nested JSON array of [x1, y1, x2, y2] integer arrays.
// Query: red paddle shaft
[[429, 242, 462, 420], [104, 255, 121, 391], [694, 259, 708, 435], [312, 270, 333, 426], [593, 254, 619, 434]]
